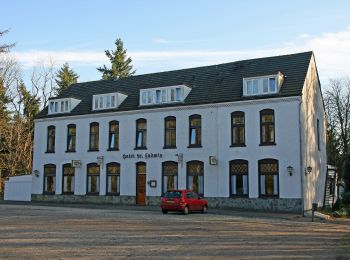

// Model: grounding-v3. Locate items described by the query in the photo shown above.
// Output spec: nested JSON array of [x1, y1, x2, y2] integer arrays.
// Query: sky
[[2, 0, 350, 88]]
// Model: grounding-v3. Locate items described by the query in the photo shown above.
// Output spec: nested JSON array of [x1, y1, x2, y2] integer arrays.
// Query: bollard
[[311, 203, 318, 222]]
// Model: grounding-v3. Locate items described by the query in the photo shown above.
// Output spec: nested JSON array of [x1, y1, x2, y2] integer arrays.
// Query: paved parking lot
[[0, 203, 349, 259]]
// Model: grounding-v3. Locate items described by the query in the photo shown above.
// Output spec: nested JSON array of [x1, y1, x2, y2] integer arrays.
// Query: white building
[[31, 51, 327, 212]]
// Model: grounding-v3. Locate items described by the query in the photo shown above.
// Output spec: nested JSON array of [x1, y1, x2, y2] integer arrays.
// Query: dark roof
[[36, 51, 313, 119]]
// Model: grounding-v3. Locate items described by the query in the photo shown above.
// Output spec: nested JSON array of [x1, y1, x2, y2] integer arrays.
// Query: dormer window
[[139, 85, 191, 106], [48, 98, 80, 115], [243, 73, 283, 96], [92, 92, 127, 110]]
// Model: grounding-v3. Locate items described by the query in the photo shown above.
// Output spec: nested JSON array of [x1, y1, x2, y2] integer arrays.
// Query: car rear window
[[164, 191, 182, 198]]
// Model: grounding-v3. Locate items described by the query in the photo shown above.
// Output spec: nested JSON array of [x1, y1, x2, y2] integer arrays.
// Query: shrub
[[342, 192, 350, 204]]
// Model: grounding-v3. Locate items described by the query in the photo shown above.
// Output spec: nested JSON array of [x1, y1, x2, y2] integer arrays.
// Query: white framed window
[[175, 88, 182, 101], [162, 89, 167, 102], [243, 74, 282, 96], [48, 98, 80, 115], [156, 90, 161, 103], [92, 92, 126, 111], [139, 85, 191, 106]]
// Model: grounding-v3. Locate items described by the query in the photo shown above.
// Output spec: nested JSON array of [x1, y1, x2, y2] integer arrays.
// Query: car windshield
[[164, 191, 182, 198]]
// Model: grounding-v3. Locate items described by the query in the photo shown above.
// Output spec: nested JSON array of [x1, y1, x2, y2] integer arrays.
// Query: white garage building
[[31, 51, 327, 212]]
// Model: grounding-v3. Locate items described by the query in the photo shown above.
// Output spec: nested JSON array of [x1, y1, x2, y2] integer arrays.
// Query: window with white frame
[[243, 73, 283, 96], [139, 85, 190, 106], [48, 98, 80, 115], [49, 99, 70, 114], [92, 92, 127, 110]]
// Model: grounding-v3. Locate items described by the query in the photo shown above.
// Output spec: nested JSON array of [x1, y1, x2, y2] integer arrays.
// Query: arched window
[[87, 163, 100, 194], [62, 163, 75, 194], [162, 161, 178, 194], [164, 116, 176, 148], [186, 160, 204, 196], [43, 164, 56, 194], [135, 119, 147, 149], [89, 122, 99, 151], [189, 114, 201, 147], [258, 159, 279, 197], [260, 109, 275, 145], [46, 126, 55, 153], [229, 160, 248, 196], [108, 121, 119, 150], [66, 124, 76, 152], [231, 112, 245, 146], [106, 162, 120, 195]]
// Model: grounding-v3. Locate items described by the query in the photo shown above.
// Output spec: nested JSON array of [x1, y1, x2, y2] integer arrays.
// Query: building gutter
[[299, 99, 305, 216]]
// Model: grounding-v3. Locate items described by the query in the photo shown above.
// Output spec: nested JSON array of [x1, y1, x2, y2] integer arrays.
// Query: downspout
[[299, 99, 305, 216]]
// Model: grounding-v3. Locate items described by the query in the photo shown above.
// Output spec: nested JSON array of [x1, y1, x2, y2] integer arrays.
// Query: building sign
[[122, 153, 163, 160]]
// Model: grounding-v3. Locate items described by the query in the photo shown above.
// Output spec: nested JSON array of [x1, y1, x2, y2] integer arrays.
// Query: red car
[[161, 190, 208, 215]]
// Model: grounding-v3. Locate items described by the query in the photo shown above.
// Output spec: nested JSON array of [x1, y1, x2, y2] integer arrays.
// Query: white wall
[[5, 175, 32, 201], [32, 96, 303, 200], [300, 54, 327, 210]]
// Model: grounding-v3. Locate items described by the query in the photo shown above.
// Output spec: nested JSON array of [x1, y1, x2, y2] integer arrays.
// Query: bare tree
[[31, 58, 57, 108], [324, 77, 350, 190], [325, 77, 350, 157], [0, 55, 56, 180], [0, 29, 15, 53]]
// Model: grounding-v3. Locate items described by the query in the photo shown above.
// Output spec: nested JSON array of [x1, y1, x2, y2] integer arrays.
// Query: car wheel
[[202, 205, 208, 214], [162, 209, 168, 214], [183, 205, 189, 215]]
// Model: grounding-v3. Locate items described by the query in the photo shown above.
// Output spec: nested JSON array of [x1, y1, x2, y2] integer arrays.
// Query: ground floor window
[[62, 164, 75, 194], [187, 160, 204, 196], [162, 161, 178, 194], [106, 162, 120, 195], [87, 163, 100, 194], [229, 160, 248, 196], [44, 164, 56, 194], [259, 159, 279, 197]]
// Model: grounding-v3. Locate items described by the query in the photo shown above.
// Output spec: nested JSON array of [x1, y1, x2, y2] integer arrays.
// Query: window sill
[[106, 193, 120, 196], [259, 143, 276, 146], [187, 145, 202, 148], [45, 151, 55, 154], [86, 193, 100, 196], [230, 144, 246, 148], [134, 147, 147, 150], [65, 150, 76, 153], [43, 192, 55, 195], [88, 149, 99, 152], [259, 195, 279, 199], [163, 146, 177, 149], [107, 148, 119, 151], [230, 195, 249, 198]]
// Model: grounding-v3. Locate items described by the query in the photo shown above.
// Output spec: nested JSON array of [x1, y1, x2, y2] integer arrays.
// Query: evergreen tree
[[54, 63, 79, 95], [0, 79, 10, 120], [344, 153, 350, 192], [18, 82, 40, 121], [97, 38, 135, 80]]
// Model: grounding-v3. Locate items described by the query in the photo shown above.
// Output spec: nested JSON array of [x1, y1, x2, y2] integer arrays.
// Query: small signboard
[[71, 160, 82, 168]]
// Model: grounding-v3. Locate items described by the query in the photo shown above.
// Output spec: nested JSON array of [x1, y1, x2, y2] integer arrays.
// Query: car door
[[191, 192, 201, 210], [186, 192, 194, 210]]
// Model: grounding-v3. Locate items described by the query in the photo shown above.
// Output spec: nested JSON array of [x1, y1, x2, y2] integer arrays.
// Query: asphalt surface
[[0, 203, 349, 259]]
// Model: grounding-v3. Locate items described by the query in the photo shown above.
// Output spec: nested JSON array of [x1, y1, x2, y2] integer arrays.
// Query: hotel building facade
[[31, 51, 327, 212]]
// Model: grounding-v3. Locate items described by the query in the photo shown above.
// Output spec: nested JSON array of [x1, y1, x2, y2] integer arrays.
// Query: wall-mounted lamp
[[176, 153, 183, 168], [97, 156, 104, 169], [287, 165, 293, 176], [305, 166, 312, 176], [33, 170, 40, 178]]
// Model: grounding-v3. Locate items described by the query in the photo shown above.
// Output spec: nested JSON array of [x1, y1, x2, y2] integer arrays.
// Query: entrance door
[[136, 174, 146, 205], [136, 162, 146, 205]]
